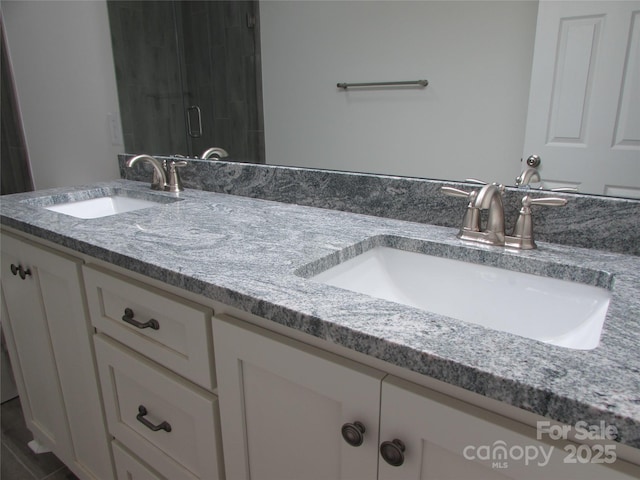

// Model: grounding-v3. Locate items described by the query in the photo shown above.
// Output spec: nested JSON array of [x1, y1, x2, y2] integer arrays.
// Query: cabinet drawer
[[112, 440, 197, 480], [84, 265, 214, 390], [95, 334, 223, 480]]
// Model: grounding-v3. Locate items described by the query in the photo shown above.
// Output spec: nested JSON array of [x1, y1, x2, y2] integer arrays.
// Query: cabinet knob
[[341, 421, 366, 447], [380, 439, 405, 466], [136, 405, 171, 432], [122, 308, 160, 330], [10, 264, 31, 280], [19, 266, 31, 280]]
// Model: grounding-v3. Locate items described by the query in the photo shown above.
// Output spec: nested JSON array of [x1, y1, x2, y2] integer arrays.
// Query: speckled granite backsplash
[[119, 155, 640, 256]]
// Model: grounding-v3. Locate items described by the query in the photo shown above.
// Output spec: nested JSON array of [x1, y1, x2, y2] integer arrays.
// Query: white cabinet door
[[0, 233, 114, 480], [378, 375, 639, 480], [523, 1, 640, 196], [213, 315, 385, 480], [0, 234, 74, 465]]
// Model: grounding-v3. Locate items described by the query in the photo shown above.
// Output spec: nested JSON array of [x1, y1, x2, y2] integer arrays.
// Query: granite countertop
[[2, 180, 639, 449]]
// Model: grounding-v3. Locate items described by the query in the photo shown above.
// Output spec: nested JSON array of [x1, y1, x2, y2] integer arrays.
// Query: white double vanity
[[1, 178, 639, 480]]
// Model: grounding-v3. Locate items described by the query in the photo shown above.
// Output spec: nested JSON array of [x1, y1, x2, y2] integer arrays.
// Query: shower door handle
[[187, 105, 202, 138]]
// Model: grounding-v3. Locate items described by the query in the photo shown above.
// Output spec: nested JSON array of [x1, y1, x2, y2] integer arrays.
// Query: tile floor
[[1, 397, 78, 479]]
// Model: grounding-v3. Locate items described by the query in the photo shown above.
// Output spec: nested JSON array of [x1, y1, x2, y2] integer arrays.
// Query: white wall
[[260, 0, 538, 185], [2, 0, 122, 190]]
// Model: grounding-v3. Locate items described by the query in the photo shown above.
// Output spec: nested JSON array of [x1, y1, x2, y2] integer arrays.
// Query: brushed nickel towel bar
[[337, 79, 428, 89]]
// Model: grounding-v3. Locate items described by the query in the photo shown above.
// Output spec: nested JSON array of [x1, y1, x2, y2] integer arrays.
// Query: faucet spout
[[473, 183, 502, 209], [461, 183, 505, 245], [126, 154, 167, 190], [201, 147, 229, 160], [515, 167, 541, 187]]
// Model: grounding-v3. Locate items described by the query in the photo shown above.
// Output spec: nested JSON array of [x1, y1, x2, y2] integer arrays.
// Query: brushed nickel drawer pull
[[122, 308, 160, 330], [136, 405, 171, 432]]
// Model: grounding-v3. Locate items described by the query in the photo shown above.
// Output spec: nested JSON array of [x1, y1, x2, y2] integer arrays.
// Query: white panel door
[[523, 1, 640, 197], [212, 315, 385, 480]]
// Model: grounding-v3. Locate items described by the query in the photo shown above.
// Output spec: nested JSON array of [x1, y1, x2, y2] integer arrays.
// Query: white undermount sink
[[45, 195, 168, 219], [309, 246, 612, 350]]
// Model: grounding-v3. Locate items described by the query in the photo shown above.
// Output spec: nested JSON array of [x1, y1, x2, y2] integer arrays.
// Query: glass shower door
[[107, 0, 264, 162]]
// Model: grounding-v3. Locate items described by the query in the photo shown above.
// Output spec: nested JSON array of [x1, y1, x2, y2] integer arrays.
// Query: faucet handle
[[464, 178, 487, 185], [550, 187, 578, 193], [505, 195, 568, 249], [527, 196, 568, 207], [166, 160, 187, 193], [440, 186, 474, 198], [441, 187, 480, 233]]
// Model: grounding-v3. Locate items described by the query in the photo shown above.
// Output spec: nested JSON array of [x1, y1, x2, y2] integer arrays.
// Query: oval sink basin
[[309, 246, 612, 350], [45, 195, 169, 219]]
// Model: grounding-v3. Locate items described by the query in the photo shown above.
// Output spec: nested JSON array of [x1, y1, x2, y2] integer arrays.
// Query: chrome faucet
[[126, 154, 187, 192], [201, 147, 229, 160], [442, 181, 567, 249]]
